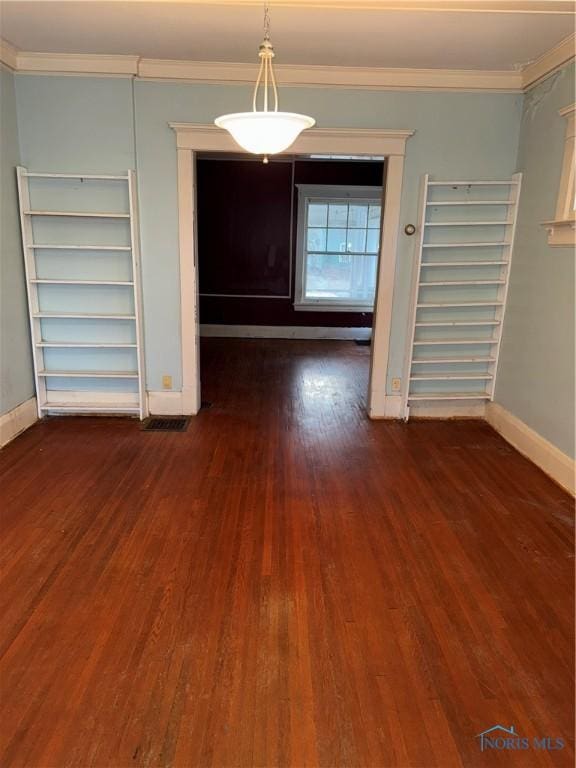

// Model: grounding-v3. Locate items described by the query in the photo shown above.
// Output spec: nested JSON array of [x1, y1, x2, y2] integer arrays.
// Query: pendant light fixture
[[215, 2, 315, 162]]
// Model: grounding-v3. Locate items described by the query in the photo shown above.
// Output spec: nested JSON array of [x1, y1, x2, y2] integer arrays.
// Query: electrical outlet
[[162, 375, 173, 390], [391, 378, 402, 392]]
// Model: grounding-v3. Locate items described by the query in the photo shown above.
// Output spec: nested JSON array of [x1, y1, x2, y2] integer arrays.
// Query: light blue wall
[[14, 74, 523, 393], [135, 80, 522, 391], [0, 65, 34, 416], [495, 63, 575, 458]]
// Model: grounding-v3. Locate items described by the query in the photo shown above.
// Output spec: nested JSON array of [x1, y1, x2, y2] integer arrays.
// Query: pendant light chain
[[252, 1, 279, 114], [214, 0, 315, 158]]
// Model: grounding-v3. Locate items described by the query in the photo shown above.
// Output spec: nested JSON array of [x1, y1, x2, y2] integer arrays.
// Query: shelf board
[[410, 374, 493, 381], [40, 401, 140, 413], [413, 339, 497, 345], [31, 279, 134, 286], [28, 244, 131, 251], [408, 392, 491, 401], [38, 370, 139, 378], [24, 210, 130, 218], [421, 261, 508, 267], [33, 312, 136, 320], [415, 321, 500, 327], [424, 221, 512, 227], [423, 242, 510, 248], [412, 357, 496, 364], [427, 181, 517, 187], [37, 342, 137, 348], [23, 172, 129, 180], [417, 302, 503, 308], [426, 201, 511, 206], [419, 280, 505, 286]]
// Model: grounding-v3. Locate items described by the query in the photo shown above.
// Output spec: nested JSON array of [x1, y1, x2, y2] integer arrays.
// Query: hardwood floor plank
[[0, 339, 573, 768]]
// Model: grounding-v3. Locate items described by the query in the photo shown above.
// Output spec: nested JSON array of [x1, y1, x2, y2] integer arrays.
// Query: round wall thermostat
[[404, 224, 416, 236]]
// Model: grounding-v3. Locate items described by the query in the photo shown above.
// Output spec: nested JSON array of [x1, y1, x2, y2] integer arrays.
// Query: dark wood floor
[[0, 339, 573, 768]]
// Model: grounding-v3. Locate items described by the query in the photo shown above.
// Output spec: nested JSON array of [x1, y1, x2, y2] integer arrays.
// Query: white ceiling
[[0, 1, 574, 71]]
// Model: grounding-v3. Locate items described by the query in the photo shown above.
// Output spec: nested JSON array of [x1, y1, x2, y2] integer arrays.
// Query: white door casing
[[170, 124, 414, 417]]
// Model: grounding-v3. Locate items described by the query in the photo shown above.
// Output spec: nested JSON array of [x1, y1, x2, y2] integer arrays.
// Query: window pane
[[348, 204, 368, 229], [347, 229, 367, 253], [308, 203, 327, 227], [328, 204, 348, 227], [327, 228, 348, 252], [366, 229, 380, 253], [307, 228, 326, 252], [368, 205, 381, 228], [304, 253, 377, 304]]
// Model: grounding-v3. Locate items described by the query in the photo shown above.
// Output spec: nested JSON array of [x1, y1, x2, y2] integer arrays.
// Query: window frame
[[294, 184, 383, 312], [542, 102, 576, 247]]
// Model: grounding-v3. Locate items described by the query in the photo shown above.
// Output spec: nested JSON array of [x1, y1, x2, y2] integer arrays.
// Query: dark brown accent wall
[[197, 156, 386, 328]]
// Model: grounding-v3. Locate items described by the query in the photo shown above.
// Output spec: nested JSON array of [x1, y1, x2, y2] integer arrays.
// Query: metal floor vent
[[355, 339, 371, 347], [142, 416, 190, 432]]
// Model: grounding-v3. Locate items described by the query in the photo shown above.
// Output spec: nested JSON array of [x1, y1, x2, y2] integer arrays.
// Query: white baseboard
[[200, 324, 372, 340], [486, 402, 575, 495], [147, 390, 198, 416], [0, 397, 37, 448], [410, 402, 487, 419]]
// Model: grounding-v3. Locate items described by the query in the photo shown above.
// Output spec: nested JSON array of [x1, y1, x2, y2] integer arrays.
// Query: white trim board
[[486, 402, 575, 495], [171, 123, 411, 420], [200, 324, 372, 340], [2, 35, 574, 92], [0, 397, 37, 448]]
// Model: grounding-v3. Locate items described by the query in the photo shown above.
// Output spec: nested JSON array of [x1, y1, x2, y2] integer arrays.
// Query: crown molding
[[3, 34, 574, 92], [0, 39, 18, 70], [15, 51, 139, 75], [142, 58, 523, 91], [58, 1, 575, 12], [522, 33, 575, 89]]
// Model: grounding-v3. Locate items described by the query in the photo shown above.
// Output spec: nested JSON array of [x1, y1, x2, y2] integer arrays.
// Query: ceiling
[[0, 1, 574, 71]]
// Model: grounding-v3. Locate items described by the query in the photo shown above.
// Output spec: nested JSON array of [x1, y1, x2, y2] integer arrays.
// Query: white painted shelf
[[33, 312, 136, 319], [23, 172, 129, 180], [29, 244, 132, 251], [17, 166, 147, 420], [422, 242, 510, 248], [421, 261, 508, 267], [37, 342, 137, 348], [412, 357, 497, 364], [417, 301, 504, 308], [31, 279, 134, 286], [408, 392, 492, 401], [415, 320, 500, 327], [427, 180, 519, 187], [426, 200, 512, 206], [24, 210, 130, 218], [402, 173, 521, 418], [38, 370, 139, 378], [410, 374, 493, 380], [424, 221, 512, 227], [40, 402, 140, 413], [412, 339, 498, 345], [419, 280, 506, 286]]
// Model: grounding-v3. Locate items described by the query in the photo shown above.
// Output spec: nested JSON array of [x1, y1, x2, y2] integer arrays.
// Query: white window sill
[[294, 302, 374, 313], [541, 218, 576, 247]]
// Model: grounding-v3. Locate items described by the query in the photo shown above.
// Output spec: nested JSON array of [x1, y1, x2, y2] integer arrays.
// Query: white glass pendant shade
[[215, 6, 315, 159], [215, 111, 315, 155]]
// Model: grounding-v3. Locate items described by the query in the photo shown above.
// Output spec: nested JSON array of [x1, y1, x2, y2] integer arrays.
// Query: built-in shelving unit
[[401, 174, 522, 419], [17, 167, 147, 419]]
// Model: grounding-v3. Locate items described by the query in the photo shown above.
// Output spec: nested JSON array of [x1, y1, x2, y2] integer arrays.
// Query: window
[[542, 103, 575, 247], [295, 185, 383, 311]]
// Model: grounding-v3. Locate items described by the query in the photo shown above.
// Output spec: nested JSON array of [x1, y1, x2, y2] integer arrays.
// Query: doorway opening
[[195, 154, 386, 413]]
